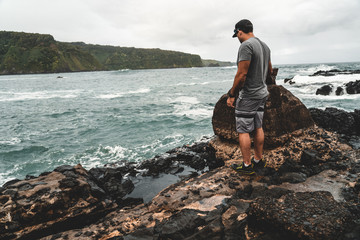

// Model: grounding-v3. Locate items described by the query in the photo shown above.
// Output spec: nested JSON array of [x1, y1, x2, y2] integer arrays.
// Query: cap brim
[[232, 33, 237, 38]]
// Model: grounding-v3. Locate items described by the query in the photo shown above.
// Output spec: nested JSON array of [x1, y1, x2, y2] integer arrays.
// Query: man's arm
[[227, 60, 250, 108]]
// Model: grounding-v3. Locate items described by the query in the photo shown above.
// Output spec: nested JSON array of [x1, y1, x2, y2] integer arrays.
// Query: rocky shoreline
[[1, 85, 360, 240]]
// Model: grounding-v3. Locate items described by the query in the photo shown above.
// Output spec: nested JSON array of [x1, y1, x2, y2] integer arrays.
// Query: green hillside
[[71, 42, 203, 70], [0, 31, 103, 74], [0, 31, 204, 75], [202, 59, 235, 67]]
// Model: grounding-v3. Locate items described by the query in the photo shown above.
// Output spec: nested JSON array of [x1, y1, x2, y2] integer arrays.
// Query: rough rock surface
[[34, 127, 360, 240], [0, 164, 118, 240], [316, 84, 333, 95], [309, 108, 360, 136], [0, 140, 222, 240], [248, 191, 353, 240], [310, 69, 360, 77], [346, 80, 360, 94], [212, 85, 314, 148]]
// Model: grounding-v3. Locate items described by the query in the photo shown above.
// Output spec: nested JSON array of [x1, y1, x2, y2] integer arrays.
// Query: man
[[227, 19, 272, 175]]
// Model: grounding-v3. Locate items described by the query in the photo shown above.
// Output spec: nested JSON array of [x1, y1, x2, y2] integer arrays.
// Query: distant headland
[[0, 31, 234, 75]]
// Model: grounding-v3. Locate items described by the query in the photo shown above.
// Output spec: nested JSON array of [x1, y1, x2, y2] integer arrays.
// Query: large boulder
[[212, 85, 314, 148]]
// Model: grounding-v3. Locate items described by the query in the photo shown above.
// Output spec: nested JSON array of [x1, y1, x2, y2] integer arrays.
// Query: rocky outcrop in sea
[[1, 84, 359, 239]]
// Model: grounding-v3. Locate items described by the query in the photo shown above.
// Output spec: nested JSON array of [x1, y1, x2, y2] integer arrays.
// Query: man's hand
[[227, 97, 235, 108]]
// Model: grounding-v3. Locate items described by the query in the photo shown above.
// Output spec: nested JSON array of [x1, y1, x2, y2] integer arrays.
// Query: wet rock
[[54, 165, 75, 173], [280, 172, 307, 183], [316, 84, 333, 95], [310, 69, 360, 77], [300, 149, 320, 166], [0, 164, 117, 240], [89, 167, 135, 202], [336, 86, 344, 95], [309, 108, 360, 136], [248, 191, 353, 240], [345, 80, 360, 94], [284, 76, 295, 84]]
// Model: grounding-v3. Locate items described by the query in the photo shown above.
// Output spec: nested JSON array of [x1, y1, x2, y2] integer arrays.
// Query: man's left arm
[[227, 60, 250, 108]]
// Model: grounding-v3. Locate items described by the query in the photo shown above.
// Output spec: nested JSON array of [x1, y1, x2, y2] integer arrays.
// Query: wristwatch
[[227, 89, 235, 98]]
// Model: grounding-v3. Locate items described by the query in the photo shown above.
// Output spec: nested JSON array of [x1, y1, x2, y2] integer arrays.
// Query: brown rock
[[0, 164, 117, 240], [212, 85, 314, 148], [248, 191, 353, 240]]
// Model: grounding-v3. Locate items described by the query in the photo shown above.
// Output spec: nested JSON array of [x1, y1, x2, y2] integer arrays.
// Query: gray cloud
[[0, 0, 360, 64]]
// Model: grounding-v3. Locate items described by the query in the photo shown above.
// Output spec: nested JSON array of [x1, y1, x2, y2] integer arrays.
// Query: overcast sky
[[1, 0, 360, 64]]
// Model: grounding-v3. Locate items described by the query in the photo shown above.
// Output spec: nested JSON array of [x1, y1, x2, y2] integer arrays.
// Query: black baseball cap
[[232, 19, 253, 37]]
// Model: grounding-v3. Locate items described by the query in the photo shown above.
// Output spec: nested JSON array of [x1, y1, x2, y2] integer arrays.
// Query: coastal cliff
[[1, 84, 360, 239], [0, 31, 203, 75]]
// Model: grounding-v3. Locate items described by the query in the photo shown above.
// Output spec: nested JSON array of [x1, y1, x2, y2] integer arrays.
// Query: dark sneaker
[[252, 157, 267, 170], [231, 163, 255, 175]]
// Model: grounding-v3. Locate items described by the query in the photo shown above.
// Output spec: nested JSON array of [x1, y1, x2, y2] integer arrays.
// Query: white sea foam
[[0, 90, 80, 102], [174, 107, 213, 119], [136, 134, 185, 154], [71, 145, 138, 169], [172, 96, 200, 104], [128, 88, 150, 94], [97, 93, 124, 99], [0, 137, 21, 145], [221, 66, 237, 69], [297, 64, 336, 75], [175, 79, 231, 87], [96, 88, 150, 99]]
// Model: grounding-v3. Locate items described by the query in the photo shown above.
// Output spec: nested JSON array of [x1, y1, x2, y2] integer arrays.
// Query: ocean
[[1, 62, 359, 185]]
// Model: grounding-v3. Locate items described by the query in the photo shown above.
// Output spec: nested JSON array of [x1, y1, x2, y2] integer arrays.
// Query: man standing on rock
[[226, 19, 272, 175]]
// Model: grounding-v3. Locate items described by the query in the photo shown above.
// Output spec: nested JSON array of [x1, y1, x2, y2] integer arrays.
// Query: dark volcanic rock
[[316, 84, 333, 95], [212, 85, 314, 148], [309, 108, 360, 136], [284, 76, 296, 85], [345, 80, 360, 94], [310, 69, 360, 77], [0, 164, 117, 240], [300, 149, 321, 166], [138, 139, 223, 177], [335, 86, 344, 95], [248, 191, 354, 240]]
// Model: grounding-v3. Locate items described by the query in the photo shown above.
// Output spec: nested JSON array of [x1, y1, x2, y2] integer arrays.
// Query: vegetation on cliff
[[0, 31, 204, 75], [0, 31, 103, 74], [202, 59, 235, 67], [71, 42, 203, 70]]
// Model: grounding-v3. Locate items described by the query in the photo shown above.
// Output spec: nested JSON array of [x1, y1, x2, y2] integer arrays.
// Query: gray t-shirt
[[237, 37, 270, 99]]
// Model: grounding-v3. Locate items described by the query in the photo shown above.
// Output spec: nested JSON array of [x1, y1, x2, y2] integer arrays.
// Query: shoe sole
[[231, 165, 255, 175]]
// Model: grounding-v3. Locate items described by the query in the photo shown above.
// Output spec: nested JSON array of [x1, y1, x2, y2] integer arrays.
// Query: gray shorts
[[235, 97, 267, 133]]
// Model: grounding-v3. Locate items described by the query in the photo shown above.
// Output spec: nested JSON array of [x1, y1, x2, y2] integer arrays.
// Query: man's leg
[[254, 127, 264, 160], [239, 132, 251, 165]]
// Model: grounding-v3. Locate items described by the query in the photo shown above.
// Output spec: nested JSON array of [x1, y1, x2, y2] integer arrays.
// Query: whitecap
[[298, 64, 336, 75], [128, 88, 150, 94], [69, 144, 138, 170], [0, 90, 80, 102], [135, 134, 185, 153], [174, 108, 213, 119], [96, 88, 150, 99], [97, 93, 124, 99], [0, 137, 21, 145], [172, 96, 200, 104]]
